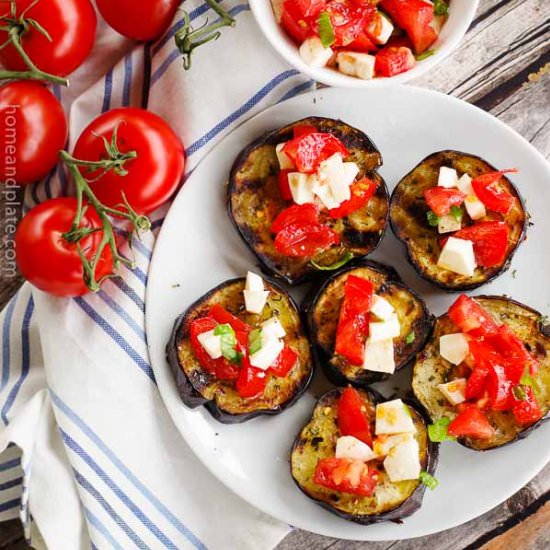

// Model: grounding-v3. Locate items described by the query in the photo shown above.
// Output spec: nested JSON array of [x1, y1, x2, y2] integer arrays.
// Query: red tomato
[[278, 170, 293, 201], [448, 407, 495, 440], [313, 457, 377, 496], [0, 81, 67, 184], [0, 0, 96, 77], [73, 108, 185, 216], [471, 170, 518, 215], [453, 221, 510, 268], [346, 30, 377, 52], [375, 46, 416, 77], [512, 386, 542, 426], [270, 346, 298, 377], [274, 222, 340, 257], [423, 187, 466, 217], [97, 0, 180, 41], [486, 365, 514, 411], [465, 363, 490, 401], [271, 204, 320, 234], [280, 0, 313, 43], [337, 387, 373, 445], [293, 124, 318, 138], [489, 324, 539, 376], [209, 304, 251, 334], [329, 178, 379, 218], [335, 276, 374, 365], [282, 132, 349, 173], [236, 362, 267, 398], [448, 295, 499, 337], [292, 0, 327, 17], [325, 0, 374, 47], [15, 198, 113, 297]]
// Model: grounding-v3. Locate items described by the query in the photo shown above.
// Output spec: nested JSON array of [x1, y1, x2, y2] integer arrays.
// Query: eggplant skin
[[303, 260, 434, 387], [291, 388, 439, 524], [412, 296, 550, 451], [390, 150, 527, 291], [227, 117, 389, 286], [166, 277, 313, 424]]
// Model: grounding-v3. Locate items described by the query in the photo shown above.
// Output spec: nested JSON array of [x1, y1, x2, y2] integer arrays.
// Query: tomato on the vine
[[0, 81, 68, 184], [15, 198, 114, 297], [73, 108, 185, 215]]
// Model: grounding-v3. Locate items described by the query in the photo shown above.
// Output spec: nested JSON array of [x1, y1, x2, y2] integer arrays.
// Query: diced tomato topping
[[274, 222, 340, 257], [471, 169, 518, 215], [512, 386, 543, 426], [423, 187, 466, 217], [293, 124, 318, 138], [346, 29, 377, 53], [375, 46, 416, 77], [282, 132, 349, 173], [325, 0, 375, 47], [337, 387, 373, 445], [486, 364, 514, 411], [448, 406, 495, 440], [453, 221, 510, 268], [270, 203, 320, 234], [328, 177, 379, 218], [280, 0, 318, 43], [270, 345, 298, 377], [489, 324, 539, 376], [277, 170, 293, 201], [209, 304, 251, 334], [236, 359, 267, 398], [465, 363, 490, 401], [335, 275, 374, 365], [313, 457, 378, 496], [293, 0, 327, 17], [448, 295, 499, 337]]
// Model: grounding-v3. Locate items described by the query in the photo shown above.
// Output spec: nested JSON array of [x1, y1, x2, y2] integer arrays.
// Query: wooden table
[[0, 0, 549, 547]]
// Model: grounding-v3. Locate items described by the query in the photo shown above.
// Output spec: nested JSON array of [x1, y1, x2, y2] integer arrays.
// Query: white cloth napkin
[[0, 2, 315, 547]]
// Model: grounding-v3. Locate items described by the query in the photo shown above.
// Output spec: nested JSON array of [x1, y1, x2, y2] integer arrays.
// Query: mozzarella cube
[[261, 317, 286, 339], [438, 378, 467, 405], [288, 172, 315, 205], [439, 333, 469, 365], [438, 166, 459, 188], [375, 399, 416, 435], [363, 338, 395, 374], [275, 143, 294, 170], [249, 335, 284, 370], [335, 436, 376, 462], [311, 178, 340, 209], [246, 271, 265, 292], [336, 52, 375, 80], [373, 433, 414, 458], [369, 313, 400, 342], [464, 195, 487, 220], [370, 295, 395, 321], [243, 290, 269, 315], [317, 154, 350, 202], [197, 330, 222, 360], [438, 237, 477, 277], [438, 213, 462, 234], [299, 37, 333, 68], [456, 173, 474, 195], [383, 438, 421, 482], [367, 12, 394, 45]]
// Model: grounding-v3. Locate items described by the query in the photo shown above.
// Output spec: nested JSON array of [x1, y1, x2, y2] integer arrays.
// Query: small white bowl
[[249, 0, 479, 87]]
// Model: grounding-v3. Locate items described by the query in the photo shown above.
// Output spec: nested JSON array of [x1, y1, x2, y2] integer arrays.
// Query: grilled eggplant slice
[[412, 296, 550, 450], [303, 260, 434, 386], [166, 277, 313, 423], [390, 151, 527, 290], [291, 388, 438, 524], [228, 117, 389, 285]]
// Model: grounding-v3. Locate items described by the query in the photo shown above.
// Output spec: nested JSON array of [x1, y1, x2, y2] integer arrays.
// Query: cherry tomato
[[471, 169, 518, 215], [15, 198, 113, 297], [313, 457, 377, 496], [0, 81, 67, 184], [282, 132, 349, 173], [0, 0, 96, 77], [73, 108, 185, 216], [337, 387, 373, 445], [512, 386, 542, 426], [423, 187, 466, 217], [274, 222, 340, 257], [96, 0, 181, 41], [270, 203, 320, 234], [270, 346, 298, 377], [375, 46, 416, 77], [453, 221, 510, 268], [329, 178, 378, 218], [447, 407, 495, 440], [448, 295, 499, 337]]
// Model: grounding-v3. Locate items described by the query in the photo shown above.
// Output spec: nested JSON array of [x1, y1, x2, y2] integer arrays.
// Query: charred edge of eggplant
[[291, 388, 439, 524], [302, 259, 435, 387], [389, 150, 528, 292], [227, 116, 389, 286], [166, 277, 314, 424]]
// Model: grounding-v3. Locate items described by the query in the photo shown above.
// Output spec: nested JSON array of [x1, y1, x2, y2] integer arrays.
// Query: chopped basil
[[214, 324, 240, 363], [416, 49, 436, 61], [318, 11, 335, 48], [427, 211, 440, 227], [419, 471, 439, 490], [311, 251, 354, 271], [450, 205, 463, 223], [405, 331, 415, 345], [520, 370, 542, 397], [433, 0, 448, 16], [428, 417, 456, 442], [248, 329, 263, 355]]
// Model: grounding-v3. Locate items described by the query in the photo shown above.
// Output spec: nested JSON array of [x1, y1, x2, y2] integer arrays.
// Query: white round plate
[[146, 87, 550, 541]]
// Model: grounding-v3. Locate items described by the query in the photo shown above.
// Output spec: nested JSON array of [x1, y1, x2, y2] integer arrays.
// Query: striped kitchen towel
[[0, 1, 315, 548]]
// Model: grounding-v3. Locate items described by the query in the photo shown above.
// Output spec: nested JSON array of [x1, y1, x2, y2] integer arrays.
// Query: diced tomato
[[448, 406, 495, 440], [277, 170, 293, 201], [453, 221, 510, 268], [337, 387, 373, 445], [313, 457, 378, 496], [329, 178, 379, 218], [512, 386, 543, 426], [346, 29, 377, 53], [375, 46, 416, 77], [380, 0, 438, 53], [293, 124, 318, 138], [236, 360, 267, 398], [293, 0, 326, 17], [274, 222, 340, 257], [335, 275, 374, 365], [489, 324, 539, 376], [282, 132, 349, 173], [270, 345, 298, 377], [471, 169, 518, 215], [486, 364, 514, 411], [465, 363, 490, 400], [325, 0, 375, 47], [209, 304, 251, 333], [448, 295, 499, 337], [423, 187, 466, 217], [270, 203, 320, 234], [280, 0, 316, 43]]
